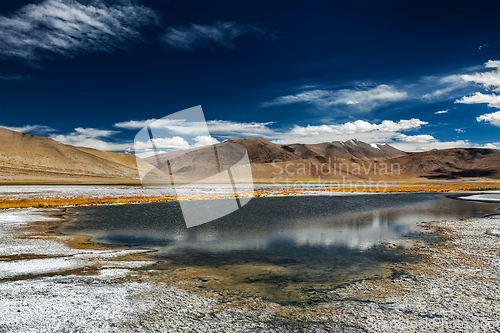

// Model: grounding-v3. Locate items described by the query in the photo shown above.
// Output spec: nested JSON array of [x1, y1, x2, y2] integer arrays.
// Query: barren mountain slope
[[286, 139, 407, 160], [387, 148, 500, 179], [0, 127, 139, 182]]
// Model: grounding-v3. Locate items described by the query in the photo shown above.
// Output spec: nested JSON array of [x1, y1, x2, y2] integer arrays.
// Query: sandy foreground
[[0, 192, 499, 332]]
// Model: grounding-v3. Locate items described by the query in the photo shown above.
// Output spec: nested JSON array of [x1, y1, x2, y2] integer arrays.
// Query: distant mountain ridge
[[1, 126, 499, 183], [222, 137, 407, 163], [145, 136, 500, 181], [284, 138, 407, 160]]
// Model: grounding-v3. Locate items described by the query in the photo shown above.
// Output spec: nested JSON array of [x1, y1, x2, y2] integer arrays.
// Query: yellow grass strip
[[253, 183, 500, 197], [0, 195, 175, 209], [1, 183, 498, 209]]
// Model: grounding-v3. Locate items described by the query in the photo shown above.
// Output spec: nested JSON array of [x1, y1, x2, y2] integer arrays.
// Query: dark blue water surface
[[60, 193, 499, 303]]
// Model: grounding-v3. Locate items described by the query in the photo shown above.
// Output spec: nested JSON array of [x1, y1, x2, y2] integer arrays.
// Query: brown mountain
[[389, 148, 500, 180], [283, 138, 407, 160], [0, 127, 141, 183], [145, 137, 500, 182], [1, 127, 499, 183]]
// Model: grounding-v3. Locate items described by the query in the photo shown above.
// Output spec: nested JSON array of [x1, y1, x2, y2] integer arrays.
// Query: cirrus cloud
[[262, 84, 408, 112], [160, 21, 272, 51], [0, 0, 160, 62], [1, 124, 55, 134]]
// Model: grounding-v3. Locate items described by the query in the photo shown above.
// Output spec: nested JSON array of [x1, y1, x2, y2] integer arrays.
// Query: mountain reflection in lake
[[61, 193, 499, 303]]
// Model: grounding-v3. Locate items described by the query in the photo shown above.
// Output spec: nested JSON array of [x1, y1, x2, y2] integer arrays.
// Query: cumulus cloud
[[193, 135, 220, 147], [1, 124, 55, 134], [160, 21, 270, 51], [115, 115, 479, 152], [392, 140, 471, 152], [288, 119, 427, 137], [50, 127, 131, 151], [460, 60, 500, 92], [133, 135, 221, 158], [486, 60, 500, 69], [453, 60, 500, 127], [134, 136, 191, 151], [481, 142, 499, 149], [435, 110, 448, 114], [0, 0, 159, 61], [455, 92, 500, 108], [396, 134, 435, 143], [262, 85, 408, 112], [477, 111, 500, 126], [270, 118, 431, 148]]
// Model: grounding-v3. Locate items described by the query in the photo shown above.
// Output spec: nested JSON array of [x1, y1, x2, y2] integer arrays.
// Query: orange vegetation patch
[[0, 195, 175, 209], [1, 183, 499, 209], [254, 183, 500, 197]]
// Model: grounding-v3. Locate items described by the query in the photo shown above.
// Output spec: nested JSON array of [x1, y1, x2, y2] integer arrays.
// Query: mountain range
[[0, 126, 499, 184]]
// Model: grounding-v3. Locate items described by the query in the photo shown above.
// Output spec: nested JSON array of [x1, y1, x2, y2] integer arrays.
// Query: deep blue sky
[[0, 0, 499, 152]]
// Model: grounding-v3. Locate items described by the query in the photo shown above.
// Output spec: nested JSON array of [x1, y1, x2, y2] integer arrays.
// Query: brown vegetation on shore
[[1, 183, 499, 209], [0, 195, 175, 209]]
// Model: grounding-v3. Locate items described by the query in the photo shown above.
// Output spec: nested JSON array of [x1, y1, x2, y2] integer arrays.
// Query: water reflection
[[61, 193, 500, 303], [62, 193, 499, 252]]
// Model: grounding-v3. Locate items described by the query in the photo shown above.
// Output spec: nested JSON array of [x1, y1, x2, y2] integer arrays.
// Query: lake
[[60, 193, 500, 303]]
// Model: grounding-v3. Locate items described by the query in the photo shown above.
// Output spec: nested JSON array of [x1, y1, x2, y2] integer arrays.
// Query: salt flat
[[1, 190, 499, 332]]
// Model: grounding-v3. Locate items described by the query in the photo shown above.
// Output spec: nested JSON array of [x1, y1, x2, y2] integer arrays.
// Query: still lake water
[[61, 193, 500, 303]]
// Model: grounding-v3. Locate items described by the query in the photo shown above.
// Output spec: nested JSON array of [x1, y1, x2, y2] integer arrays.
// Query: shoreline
[[1, 183, 500, 210], [0, 193, 499, 331]]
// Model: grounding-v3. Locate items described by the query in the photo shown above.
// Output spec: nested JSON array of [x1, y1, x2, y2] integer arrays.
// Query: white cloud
[[114, 118, 157, 129], [486, 60, 500, 69], [452, 60, 500, 127], [396, 133, 435, 143], [288, 119, 427, 137], [391, 140, 471, 152], [0, 0, 159, 61], [477, 111, 500, 126], [207, 120, 274, 138], [114, 115, 482, 152], [114, 118, 275, 138], [455, 128, 466, 133], [262, 84, 408, 112], [50, 127, 130, 151], [73, 127, 119, 138], [270, 119, 432, 149], [134, 136, 191, 151], [160, 21, 269, 51], [435, 110, 448, 114], [460, 60, 500, 92], [420, 75, 468, 100], [1, 124, 55, 134], [455, 92, 500, 108], [193, 135, 220, 147], [133, 135, 222, 158]]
